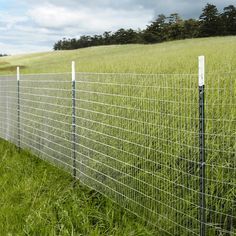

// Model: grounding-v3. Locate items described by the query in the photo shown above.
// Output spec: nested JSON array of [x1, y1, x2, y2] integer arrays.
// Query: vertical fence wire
[[0, 64, 235, 236]]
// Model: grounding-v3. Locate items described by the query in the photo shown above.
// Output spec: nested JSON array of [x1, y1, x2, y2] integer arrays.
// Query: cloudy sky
[[0, 0, 235, 54]]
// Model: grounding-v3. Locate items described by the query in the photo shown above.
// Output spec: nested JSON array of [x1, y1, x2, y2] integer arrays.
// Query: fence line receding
[[0, 57, 235, 236]]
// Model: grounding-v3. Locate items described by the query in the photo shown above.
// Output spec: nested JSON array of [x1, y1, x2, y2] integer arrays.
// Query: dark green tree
[[221, 5, 236, 35], [199, 4, 221, 36], [103, 31, 113, 45], [165, 13, 185, 40], [113, 28, 140, 44], [143, 14, 167, 43], [183, 19, 200, 38], [91, 35, 104, 46]]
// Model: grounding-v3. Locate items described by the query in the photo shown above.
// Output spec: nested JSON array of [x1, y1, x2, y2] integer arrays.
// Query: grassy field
[[0, 36, 236, 74], [0, 36, 235, 235], [0, 138, 154, 235]]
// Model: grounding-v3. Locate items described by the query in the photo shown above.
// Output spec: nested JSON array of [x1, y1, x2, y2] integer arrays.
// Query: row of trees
[[53, 4, 236, 50], [0, 54, 8, 57]]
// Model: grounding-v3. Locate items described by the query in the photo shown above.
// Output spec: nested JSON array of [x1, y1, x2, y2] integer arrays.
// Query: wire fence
[[0, 57, 235, 236]]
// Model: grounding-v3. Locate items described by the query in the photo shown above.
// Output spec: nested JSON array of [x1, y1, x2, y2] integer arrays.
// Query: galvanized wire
[[0, 71, 235, 236]]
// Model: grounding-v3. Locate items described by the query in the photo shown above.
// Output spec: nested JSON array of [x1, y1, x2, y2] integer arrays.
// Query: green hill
[[0, 36, 236, 75]]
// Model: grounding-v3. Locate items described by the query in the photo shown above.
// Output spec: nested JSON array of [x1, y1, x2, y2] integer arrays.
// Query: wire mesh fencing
[[204, 72, 235, 235], [0, 60, 235, 235]]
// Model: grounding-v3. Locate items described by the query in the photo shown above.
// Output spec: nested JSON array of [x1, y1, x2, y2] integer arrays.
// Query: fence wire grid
[[0, 66, 235, 235]]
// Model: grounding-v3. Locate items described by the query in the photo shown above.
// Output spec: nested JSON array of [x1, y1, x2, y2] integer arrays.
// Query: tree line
[[0, 54, 8, 57], [53, 3, 236, 50]]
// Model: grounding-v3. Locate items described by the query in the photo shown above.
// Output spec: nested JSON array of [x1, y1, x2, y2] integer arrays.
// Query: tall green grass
[[0, 139, 155, 235], [0, 36, 235, 235]]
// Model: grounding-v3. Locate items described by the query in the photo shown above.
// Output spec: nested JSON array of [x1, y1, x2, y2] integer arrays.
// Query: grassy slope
[[0, 36, 236, 74], [0, 37, 235, 235], [0, 139, 154, 235]]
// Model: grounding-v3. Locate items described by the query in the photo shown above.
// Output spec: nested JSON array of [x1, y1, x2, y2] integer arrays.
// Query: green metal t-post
[[17, 67, 20, 152], [72, 61, 76, 187], [199, 56, 206, 236]]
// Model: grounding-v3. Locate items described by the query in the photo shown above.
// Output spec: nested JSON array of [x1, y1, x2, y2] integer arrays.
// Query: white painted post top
[[72, 61, 75, 81], [17, 67, 20, 81], [198, 56, 205, 86]]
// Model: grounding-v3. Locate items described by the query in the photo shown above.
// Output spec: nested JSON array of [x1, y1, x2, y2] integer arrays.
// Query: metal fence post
[[17, 67, 20, 152], [72, 61, 76, 186], [199, 55, 206, 236]]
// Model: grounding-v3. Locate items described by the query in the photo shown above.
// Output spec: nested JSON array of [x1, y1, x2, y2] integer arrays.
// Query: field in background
[[0, 139, 154, 235], [0, 37, 236, 74]]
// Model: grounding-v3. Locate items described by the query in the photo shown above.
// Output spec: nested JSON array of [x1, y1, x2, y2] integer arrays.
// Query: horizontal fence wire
[[0, 71, 235, 236]]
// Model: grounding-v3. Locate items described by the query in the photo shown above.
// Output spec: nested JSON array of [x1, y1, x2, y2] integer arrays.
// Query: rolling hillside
[[0, 36, 236, 75]]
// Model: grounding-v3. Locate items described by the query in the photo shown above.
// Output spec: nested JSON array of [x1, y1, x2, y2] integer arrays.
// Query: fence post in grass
[[17, 67, 20, 152], [72, 61, 76, 186], [198, 55, 206, 236]]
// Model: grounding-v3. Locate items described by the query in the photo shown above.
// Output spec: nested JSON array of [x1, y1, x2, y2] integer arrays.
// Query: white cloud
[[0, 11, 28, 30], [28, 3, 153, 33]]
